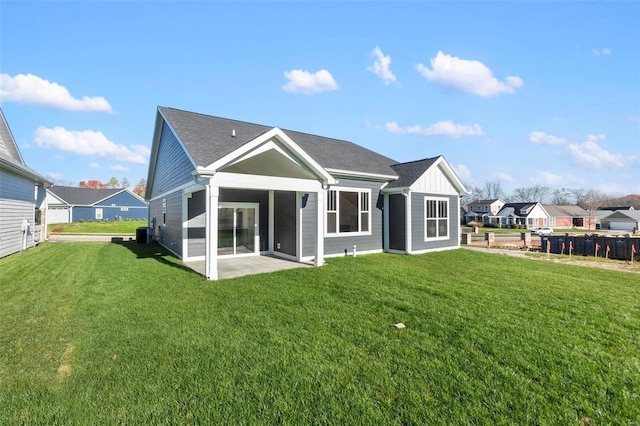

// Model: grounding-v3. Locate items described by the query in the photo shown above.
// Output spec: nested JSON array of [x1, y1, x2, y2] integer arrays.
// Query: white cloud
[[384, 120, 483, 138], [528, 131, 566, 145], [367, 46, 397, 85], [110, 164, 129, 172], [0, 73, 112, 112], [416, 51, 523, 97], [453, 164, 471, 181], [533, 171, 564, 185], [567, 134, 632, 169], [34, 126, 150, 164], [593, 48, 612, 56], [282, 69, 338, 94], [89, 162, 100, 169], [495, 172, 515, 182]]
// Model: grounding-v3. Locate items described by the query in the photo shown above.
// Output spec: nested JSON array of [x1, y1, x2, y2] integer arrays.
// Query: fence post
[[521, 232, 531, 248], [485, 232, 495, 248]]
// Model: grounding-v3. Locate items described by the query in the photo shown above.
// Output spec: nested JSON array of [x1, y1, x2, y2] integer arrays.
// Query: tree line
[[78, 177, 146, 197], [463, 180, 640, 211]]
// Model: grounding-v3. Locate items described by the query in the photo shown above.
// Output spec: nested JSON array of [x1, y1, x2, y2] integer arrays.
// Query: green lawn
[[1, 243, 638, 424], [48, 219, 147, 234]]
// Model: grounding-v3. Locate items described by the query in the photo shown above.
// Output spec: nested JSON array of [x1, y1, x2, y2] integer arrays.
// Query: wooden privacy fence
[[541, 235, 640, 261]]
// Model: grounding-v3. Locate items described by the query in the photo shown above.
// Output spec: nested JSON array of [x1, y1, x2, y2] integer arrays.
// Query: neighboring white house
[[0, 108, 52, 258], [495, 202, 549, 228]]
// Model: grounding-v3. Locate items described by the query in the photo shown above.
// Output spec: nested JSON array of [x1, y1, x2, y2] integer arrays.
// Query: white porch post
[[405, 190, 412, 254], [205, 184, 219, 280], [315, 190, 324, 266], [268, 190, 274, 253]]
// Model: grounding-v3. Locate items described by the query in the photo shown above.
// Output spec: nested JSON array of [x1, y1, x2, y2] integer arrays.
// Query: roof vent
[[231, 129, 236, 137]]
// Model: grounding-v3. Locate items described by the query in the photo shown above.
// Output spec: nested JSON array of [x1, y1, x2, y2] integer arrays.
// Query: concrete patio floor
[[184, 255, 313, 280]]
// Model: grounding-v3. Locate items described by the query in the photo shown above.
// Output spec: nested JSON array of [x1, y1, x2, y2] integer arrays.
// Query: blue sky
[[1, 1, 639, 197]]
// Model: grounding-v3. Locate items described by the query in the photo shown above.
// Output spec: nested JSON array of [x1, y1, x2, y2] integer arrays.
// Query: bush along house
[[145, 107, 469, 280]]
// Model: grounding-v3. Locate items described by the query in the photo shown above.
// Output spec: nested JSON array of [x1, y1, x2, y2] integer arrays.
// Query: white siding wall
[[410, 164, 456, 194]]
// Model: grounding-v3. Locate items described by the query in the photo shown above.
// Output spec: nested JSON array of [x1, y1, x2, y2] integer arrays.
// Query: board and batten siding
[[323, 179, 385, 256], [274, 191, 297, 257], [388, 193, 406, 251], [301, 192, 317, 258], [410, 192, 460, 252], [150, 122, 195, 199]]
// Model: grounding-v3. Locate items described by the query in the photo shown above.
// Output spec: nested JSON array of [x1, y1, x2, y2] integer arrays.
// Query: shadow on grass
[[113, 239, 202, 277]]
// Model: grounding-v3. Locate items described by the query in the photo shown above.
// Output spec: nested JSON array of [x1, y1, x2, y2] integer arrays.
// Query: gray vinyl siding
[[220, 189, 269, 252], [0, 198, 37, 258], [95, 191, 147, 208], [187, 190, 206, 257], [149, 190, 183, 257], [388, 193, 406, 251], [0, 169, 34, 202], [411, 193, 460, 252], [274, 191, 296, 257], [301, 192, 317, 258], [323, 179, 385, 255], [150, 122, 195, 199]]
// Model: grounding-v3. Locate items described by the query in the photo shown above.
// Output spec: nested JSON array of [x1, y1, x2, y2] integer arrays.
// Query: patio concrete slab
[[184, 256, 312, 280]]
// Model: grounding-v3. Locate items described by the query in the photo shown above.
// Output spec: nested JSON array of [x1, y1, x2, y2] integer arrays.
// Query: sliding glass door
[[218, 203, 259, 257]]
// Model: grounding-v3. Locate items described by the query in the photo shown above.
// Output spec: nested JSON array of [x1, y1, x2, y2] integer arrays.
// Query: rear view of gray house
[[46, 186, 148, 223], [146, 107, 468, 280], [0, 108, 51, 258]]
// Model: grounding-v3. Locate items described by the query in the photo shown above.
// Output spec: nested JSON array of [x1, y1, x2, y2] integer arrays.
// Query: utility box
[[136, 227, 148, 244]]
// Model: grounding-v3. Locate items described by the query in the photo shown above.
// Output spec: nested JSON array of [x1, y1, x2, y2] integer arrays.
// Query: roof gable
[[47, 186, 127, 206], [386, 156, 468, 195], [155, 107, 399, 179]]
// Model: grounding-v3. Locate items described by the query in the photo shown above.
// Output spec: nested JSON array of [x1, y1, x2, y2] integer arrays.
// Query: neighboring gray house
[[0, 108, 52, 258], [146, 107, 468, 280], [464, 199, 505, 225], [46, 186, 148, 223], [599, 210, 640, 231]]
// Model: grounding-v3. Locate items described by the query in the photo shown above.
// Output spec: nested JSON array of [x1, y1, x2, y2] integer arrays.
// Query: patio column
[[405, 190, 412, 254], [205, 184, 219, 280], [315, 190, 324, 266]]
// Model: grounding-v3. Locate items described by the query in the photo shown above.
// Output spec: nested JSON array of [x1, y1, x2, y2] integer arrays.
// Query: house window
[[34, 208, 42, 225], [162, 198, 167, 225], [95, 208, 103, 220], [549, 217, 555, 226], [326, 189, 370, 235], [425, 197, 448, 240]]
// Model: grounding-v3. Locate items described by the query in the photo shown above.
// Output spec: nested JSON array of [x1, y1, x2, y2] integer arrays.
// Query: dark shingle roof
[[158, 107, 399, 177], [468, 199, 502, 206], [48, 186, 124, 206], [386, 157, 440, 188]]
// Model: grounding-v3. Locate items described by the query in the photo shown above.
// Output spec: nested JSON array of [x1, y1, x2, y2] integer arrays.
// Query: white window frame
[[424, 196, 449, 241], [325, 187, 371, 237], [95, 208, 103, 220], [162, 198, 167, 226]]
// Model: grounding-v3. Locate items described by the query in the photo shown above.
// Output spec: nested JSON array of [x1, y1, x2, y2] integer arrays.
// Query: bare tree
[[550, 187, 573, 205], [511, 185, 550, 203], [121, 177, 130, 189], [484, 180, 505, 200]]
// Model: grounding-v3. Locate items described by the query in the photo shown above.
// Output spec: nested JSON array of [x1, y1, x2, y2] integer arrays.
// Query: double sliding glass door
[[218, 203, 259, 257]]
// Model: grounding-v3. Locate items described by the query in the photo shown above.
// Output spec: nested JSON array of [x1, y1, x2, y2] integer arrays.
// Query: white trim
[[315, 190, 325, 266], [424, 196, 450, 241], [405, 191, 412, 253], [211, 172, 323, 192], [324, 186, 372, 237], [268, 190, 275, 253], [383, 193, 389, 252], [296, 192, 302, 262], [325, 168, 398, 182], [217, 202, 260, 258], [182, 189, 189, 259], [148, 181, 199, 202], [208, 127, 335, 186]]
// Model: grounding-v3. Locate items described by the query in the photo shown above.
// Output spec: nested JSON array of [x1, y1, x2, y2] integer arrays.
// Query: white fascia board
[[380, 187, 407, 194], [208, 127, 335, 185], [45, 189, 69, 205], [90, 189, 127, 206], [211, 172, 323, 192], [325, 168, 398, 182]]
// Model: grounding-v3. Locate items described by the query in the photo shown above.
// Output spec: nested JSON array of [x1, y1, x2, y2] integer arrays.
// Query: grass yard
[[1, 242, 638, 424], [48, 219, 147, 235]]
